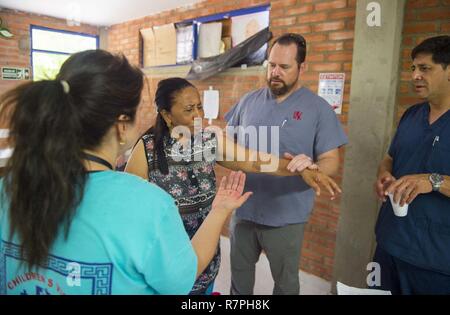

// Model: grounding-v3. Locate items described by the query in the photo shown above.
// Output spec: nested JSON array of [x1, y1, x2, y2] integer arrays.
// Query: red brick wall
[[0, 8, 98, 96], [108, 0, 356, 281], [397, 0, 450, 121]]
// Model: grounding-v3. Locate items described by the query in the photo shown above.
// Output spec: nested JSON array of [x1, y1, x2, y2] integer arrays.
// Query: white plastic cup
[[388, 193, 409, 217]]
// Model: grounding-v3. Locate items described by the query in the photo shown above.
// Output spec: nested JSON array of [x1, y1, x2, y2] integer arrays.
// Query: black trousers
[[371, 246, 450, 295]]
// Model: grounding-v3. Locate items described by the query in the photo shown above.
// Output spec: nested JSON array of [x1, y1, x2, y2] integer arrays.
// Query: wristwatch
[[429, 173, 444, 192]]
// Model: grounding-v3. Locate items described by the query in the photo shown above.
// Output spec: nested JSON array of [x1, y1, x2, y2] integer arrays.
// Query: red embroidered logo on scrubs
[[293, 111, 302, 120]]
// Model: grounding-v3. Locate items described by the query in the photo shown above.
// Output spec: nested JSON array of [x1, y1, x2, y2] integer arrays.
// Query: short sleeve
[[387, 131, 399, 158], [313, 100, 348, 158], [224, 102, 240, 126], [141, 201, 197, 295], [387, 108, 411, 159], [225, 91, 255, 126]]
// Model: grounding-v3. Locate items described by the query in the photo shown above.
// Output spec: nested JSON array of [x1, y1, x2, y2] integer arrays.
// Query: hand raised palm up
[[212, 171, 253, 214]]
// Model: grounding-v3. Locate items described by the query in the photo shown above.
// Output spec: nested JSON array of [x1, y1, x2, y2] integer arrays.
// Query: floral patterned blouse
[[141, 130, 219, 295]]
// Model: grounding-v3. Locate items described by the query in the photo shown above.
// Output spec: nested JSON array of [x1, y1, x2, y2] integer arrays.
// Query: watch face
[[431, 173, 444, 185]]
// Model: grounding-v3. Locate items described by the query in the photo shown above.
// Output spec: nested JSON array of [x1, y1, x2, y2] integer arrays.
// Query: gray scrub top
[[225, 87, 348, 226]]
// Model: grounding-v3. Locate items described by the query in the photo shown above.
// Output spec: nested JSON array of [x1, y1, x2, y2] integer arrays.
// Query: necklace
[[84, 153, 113, 170]]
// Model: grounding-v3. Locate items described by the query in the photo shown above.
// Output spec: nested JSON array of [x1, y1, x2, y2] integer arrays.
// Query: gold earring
[[119, 139, 126, 145]]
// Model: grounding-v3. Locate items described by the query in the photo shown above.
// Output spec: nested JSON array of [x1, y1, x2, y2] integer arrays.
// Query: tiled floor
[[213, 237, 332, 295]]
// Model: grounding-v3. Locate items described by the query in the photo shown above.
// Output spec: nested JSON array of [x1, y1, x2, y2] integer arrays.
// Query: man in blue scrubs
[[373, 35, 450, 294], [225, 33, 348, 295]]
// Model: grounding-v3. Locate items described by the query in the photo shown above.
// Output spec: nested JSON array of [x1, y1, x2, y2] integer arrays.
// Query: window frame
[[30, 25, 99, 80]]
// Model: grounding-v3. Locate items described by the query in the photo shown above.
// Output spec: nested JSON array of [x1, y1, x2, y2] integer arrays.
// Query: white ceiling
[[0, 0, 203, 27]]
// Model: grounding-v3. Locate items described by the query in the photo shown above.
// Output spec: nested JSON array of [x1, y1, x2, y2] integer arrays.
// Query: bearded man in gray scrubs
[[225, 33, 348, 295]]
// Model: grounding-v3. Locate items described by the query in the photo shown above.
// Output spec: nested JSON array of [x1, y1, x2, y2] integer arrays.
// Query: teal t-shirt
[[0, 171, 197, 295]]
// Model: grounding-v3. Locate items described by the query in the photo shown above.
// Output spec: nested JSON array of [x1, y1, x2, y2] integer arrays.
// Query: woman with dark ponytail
[[0, 50, 251, 295], [125, 77, 342, 295]]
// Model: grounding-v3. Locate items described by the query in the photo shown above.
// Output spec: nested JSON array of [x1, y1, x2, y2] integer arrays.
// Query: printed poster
[[318, 73, 345, 114], [231, 11, 269, 65]]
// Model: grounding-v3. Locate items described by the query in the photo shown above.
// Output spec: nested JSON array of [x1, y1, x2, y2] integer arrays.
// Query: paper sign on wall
[[2, 67, 30, 80], [318, 73, 345, 114], [231, 11, 269, 65], [231, 11, 269, 45]]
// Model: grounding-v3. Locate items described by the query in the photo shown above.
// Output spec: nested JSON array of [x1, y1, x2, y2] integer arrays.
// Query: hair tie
[[60, 80, 70, 94]]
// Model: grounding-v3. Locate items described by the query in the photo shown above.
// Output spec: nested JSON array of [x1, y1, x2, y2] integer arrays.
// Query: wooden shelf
[[142, 64, 265, 78]]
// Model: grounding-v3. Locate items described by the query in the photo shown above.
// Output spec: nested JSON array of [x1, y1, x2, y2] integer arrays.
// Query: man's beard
[[267, 76, 298, 96]]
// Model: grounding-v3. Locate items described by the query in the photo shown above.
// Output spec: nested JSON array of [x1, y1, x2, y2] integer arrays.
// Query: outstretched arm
[[191, 171, 252, 277], [216, 132, 312, 175], [215, 132, 341, 199]]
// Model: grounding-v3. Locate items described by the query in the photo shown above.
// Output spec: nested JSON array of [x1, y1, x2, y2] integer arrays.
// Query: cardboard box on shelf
[[140, 27, 156, 67], [140, 23, 177, 67], [153, 23, 177, 66], [198, 22, 222, 58]]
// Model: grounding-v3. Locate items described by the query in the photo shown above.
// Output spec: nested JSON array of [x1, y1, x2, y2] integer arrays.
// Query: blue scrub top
[[375, 102, 450, 275]]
